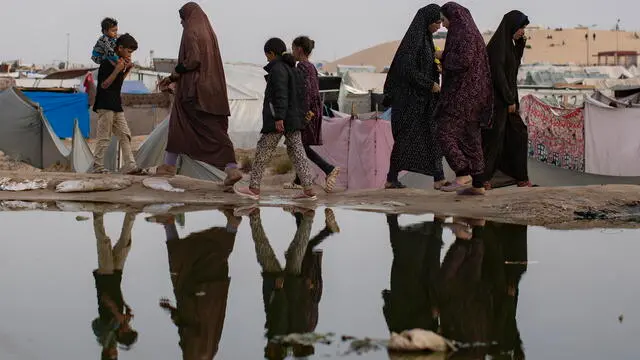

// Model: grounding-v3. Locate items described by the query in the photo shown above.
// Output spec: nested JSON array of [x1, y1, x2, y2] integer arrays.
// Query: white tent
[[223, 63, 266, 148]]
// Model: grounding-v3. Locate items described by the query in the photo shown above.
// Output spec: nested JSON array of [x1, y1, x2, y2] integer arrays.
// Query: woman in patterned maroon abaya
[[435, 2, 493, 195]]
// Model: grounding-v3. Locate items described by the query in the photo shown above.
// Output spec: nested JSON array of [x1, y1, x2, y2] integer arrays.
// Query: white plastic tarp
[[584, 95, 640, 176]]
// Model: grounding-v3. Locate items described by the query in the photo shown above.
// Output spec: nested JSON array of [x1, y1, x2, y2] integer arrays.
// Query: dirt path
[[1, 170, 640, 229]]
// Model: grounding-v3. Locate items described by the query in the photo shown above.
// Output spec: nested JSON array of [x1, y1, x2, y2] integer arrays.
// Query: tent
[[121, 80, 151, 94], [0, 87, 93, 171], [107, 116, 226, 182], [23, 91, 90, 138], [223, 64, 266, 148], [338, 71, 387, 115]]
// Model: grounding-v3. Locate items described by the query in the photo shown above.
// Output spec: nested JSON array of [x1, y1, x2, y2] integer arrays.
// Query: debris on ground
[[75, 215, 89, 221], [142, 177, 185, 193], [0, 177, 48, 191], [574, 209, 611, 220], [388, 329, 455, 353], [346, 337, 388, 355], [271, 332, 335, 346], [0, 200, 48, 211], [55, 178, 132, 193]]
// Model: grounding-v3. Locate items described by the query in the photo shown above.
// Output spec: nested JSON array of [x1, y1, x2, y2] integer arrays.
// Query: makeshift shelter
[[308, 112, 393, 190], [223, 64, 266, 148], [23, 91, 90, 138], [584, 93, 640, 176], [121, 80, 151, 94], [108, 116, 225, 181], [0, 88, 93, 171], [0, 77, 15, 91], [338, 71, 387, 114]]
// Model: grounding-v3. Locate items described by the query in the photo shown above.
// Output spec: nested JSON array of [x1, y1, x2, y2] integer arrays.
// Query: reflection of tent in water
[[105, 116, 226, 182], [0, 87, 93, 172]]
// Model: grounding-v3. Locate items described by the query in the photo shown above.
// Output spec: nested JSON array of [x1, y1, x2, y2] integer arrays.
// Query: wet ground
[[0, 207, 638, 359]]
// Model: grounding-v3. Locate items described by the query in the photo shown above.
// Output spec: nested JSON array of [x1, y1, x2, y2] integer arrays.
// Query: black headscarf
[[486, 10, 530, 105], [384, 4, 442, 99]]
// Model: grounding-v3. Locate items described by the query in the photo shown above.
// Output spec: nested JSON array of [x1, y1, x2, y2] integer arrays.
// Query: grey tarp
[[106, 116, 225, 182], [0, 87, 93, 171]]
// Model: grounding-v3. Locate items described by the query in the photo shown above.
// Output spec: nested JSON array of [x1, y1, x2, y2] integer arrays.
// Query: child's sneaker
[[293, 191, 317, 202], [234, 186, 260, 201]]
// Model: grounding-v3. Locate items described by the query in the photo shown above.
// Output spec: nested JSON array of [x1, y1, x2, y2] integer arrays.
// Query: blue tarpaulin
[[24, 92, 90, 138], [122, 80, 150, 94]]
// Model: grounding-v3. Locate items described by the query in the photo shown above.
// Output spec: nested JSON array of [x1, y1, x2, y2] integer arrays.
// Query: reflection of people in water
[[486, 222, 528, 360], [437, 218, 497, 359], [91, 212, 138, 360], [383, 214, 444, 334], [238, 207, 339, 360], [152, 210, 240, 360]]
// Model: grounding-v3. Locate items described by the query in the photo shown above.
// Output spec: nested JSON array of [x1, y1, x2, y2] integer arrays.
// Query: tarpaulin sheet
[[310, 114, 393, 190], [24, 91, 90, 138], [520, 95, 585, 172], [584, 97, 640, 176]]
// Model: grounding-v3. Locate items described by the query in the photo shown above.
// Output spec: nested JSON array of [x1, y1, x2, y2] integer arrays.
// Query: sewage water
[[0, 207, 638, 359]]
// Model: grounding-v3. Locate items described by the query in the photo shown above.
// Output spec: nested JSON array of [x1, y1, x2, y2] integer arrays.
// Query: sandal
[[517, 181, 537, 188], [433, 180, 452, 190], [325, 167, 341, 193], [385, 181, 407, 189], [325, 208, 340, 233], [440, 181, 470, 192], [234, 186, 260, 201], [293, 191, 318, 202]]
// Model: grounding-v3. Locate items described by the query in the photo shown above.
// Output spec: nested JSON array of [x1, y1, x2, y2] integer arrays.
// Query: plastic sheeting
[[584, 95, 640, 176], [128, 116, 225, 182], [24, 91, 90, 138], [309, 114, 393, 190], [0, 88, 94, 171], [121, 80, 151, 94]]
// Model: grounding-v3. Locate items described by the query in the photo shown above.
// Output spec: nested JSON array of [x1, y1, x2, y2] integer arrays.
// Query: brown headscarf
[[177, 2, 230, 116]]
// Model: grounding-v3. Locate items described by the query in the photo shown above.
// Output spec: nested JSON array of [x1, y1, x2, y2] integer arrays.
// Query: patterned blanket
[[520, 95, 585, 171]]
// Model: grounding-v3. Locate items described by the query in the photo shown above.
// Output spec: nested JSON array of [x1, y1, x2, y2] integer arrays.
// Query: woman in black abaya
[[383, 4, 447, 189], [482, 11, 532, 189]]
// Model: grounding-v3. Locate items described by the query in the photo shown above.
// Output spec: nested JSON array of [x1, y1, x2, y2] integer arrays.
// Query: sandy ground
[[1, 169, 640, 230]]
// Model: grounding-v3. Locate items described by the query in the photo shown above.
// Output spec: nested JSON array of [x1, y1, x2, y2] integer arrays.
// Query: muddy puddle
[[0, 207, 638, 359]]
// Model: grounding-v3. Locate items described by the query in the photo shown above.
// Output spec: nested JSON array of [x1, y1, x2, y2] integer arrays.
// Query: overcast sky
[[1, 0, 638, 66]]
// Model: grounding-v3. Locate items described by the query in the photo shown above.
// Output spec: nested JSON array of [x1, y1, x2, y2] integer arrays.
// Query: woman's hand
[[275, 120, 285, 133], [158, 77, 172, 89], [508, 104, 517, 113], [432, 82, 441, 93]]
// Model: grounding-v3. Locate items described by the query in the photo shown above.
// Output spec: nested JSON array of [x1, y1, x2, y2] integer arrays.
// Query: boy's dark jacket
[[261, 58, 306, 134]]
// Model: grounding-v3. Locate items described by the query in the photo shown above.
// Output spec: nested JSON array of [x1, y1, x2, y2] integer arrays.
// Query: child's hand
[[275, 120, 285, 133], [305, 111, 314, 122]]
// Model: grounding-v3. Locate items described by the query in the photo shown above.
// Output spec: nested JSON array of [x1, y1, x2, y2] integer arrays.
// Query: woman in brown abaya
[[158, 2, 242, 187]]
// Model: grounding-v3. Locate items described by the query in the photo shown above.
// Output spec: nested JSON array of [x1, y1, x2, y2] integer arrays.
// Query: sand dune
[[323, 28, 640, 73]]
